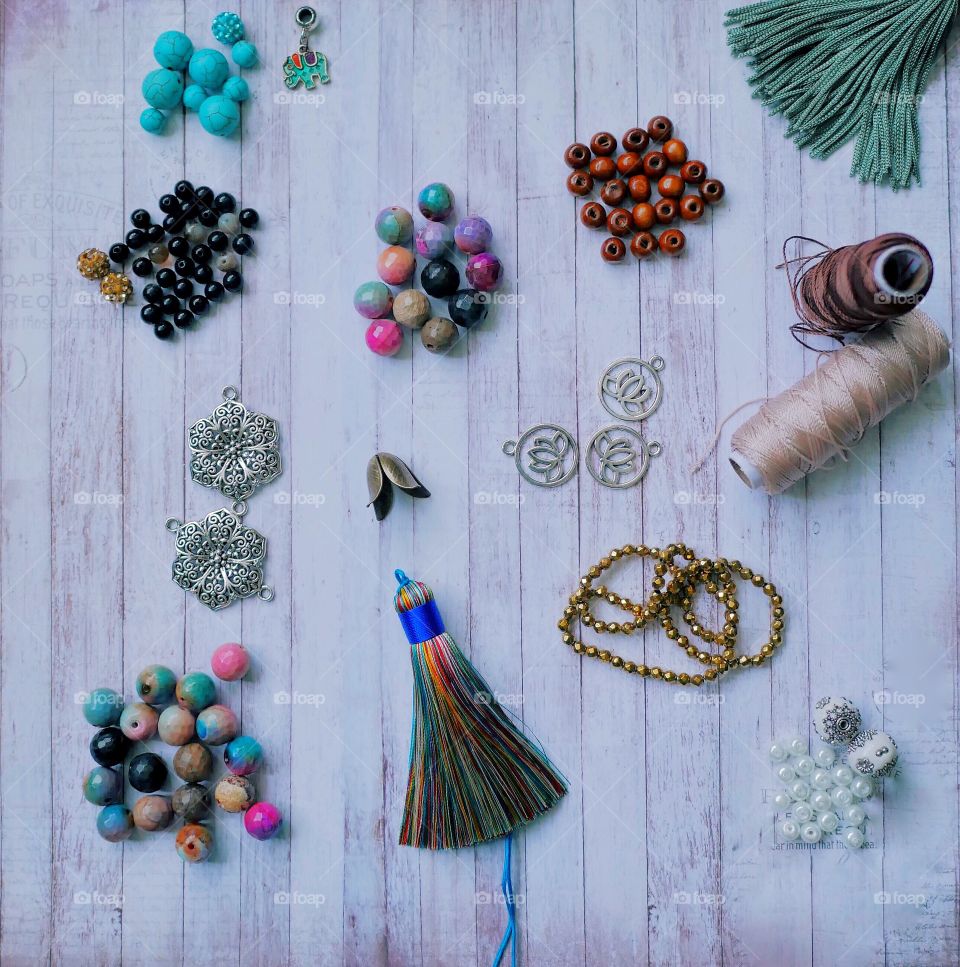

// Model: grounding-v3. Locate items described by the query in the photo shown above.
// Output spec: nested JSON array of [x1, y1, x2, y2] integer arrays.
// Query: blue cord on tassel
[[492, 834, 517, 967]]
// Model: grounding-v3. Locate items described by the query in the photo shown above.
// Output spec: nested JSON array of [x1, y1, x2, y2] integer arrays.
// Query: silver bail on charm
[[295, 5, 317, 50]]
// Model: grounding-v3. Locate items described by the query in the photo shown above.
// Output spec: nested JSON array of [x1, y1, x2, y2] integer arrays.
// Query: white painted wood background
[[0, 0, 957, 964]]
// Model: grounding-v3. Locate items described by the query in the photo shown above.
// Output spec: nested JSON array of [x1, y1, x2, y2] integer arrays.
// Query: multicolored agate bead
[[100, 272, 134, 304], [196, 704, 239, 745], [224, 735, 263, 776], [158, 706, 196, 746], [133, 794, 174, 832], [414, 221, 453, 259], [119, 702, 159, 742], [420, 317, 458, 353], [129, 752, 168, 793], [136, 664, 177, 705], [210, 642, 250, 681], [176, 672, 217, 713], [174, 742, 214, 782], [90, 727, 130, 767], [354, 281, 394, 320], [176, 823, 213, 863], [465, 252, 502, 292], [97, 804, 135, 842], [77, 248, 110, 280], [173, 782, 212, 822], [392, 289, 430, 329], [82, 687, 124, 727], [417, 182, 455, 222], [244, 802, 282, 840], [83, 766, 123, 806], [377, 246, 416, 285], [365, 320, 404, 357], [215, 774, 256, 812], [375, 206, 414, 245], [454, 215, 493, 255]]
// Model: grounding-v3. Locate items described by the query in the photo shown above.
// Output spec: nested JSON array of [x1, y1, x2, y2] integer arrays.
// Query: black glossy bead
[[90, 727, 129, 767], [130, 208, 151, 228], [174, 257, 195, 278], [157, 268, 177, 289], [109, 243, 129, 264], [198, 208, 218, 227], [161, 294, 180, 315], [168, 235, 189, 257], [420, 258, 460, 298], [174, 180, 194, 200], [205, 281, 225, 302], [195, 186, 214, 206], [179, 200, 199, 220], [145, 223, 165, 243], [125, 228, 146, 250], [222, 271, 242, 292], [132, 257, 153, 278], [174, 278, 194, 299], [162, 213, 185, 234], [448, 289, 489, 330], [191, 244, 211, 264], [143, 283, 163, 304], [207, 231, 228, 252], [129, 752, 167, 793], [159, 193, 179, 214], [214, 192, 236, 213], [193, 264, 213, 284], [174, 309, 194, 329], [189, 294, 210, 315], [232, 233, 254, 255], [154, 320, 175, 339], [238, 208, 259, 229], [140, 304, 162, 324]]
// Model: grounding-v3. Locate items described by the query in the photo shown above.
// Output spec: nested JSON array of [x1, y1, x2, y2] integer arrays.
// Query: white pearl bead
[[810, 791, 832, 813], [769, 742, 789, 762], [800, 822, 821, 843], [781, 820, 800, 841], [831, 765, 853, 786], [811, 769, 832, 790], [844, 828, 864, 849], [845, 805, 866, 826], [831, 786, 853, 807], [777, 765, 796, 783], [788, 738, 806, 756], [773, 792, 791, 810], [794, 756, 815, 776], [818, 811, 839, 833], [789, 780, 811, 801], [814, 747, 835, 768], [793, 803, 813, 823], [850, 776, 874, 800]]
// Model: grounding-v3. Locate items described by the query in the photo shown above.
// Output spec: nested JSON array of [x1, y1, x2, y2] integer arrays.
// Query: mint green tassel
[[725, 0, 958, 189]]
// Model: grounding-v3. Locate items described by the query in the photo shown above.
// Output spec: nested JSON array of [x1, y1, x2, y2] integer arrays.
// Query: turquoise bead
[[417, 183, 455, 222], [176, 672, 217, 713], [154, 30, 194, 71], [83, 687, 123, 727], [199, 95, 240, 137], [222, 76, 250, 102], [140, 108, 167, 135], [136, 664, 177, 705], [83, 767, 123, 806], [96, 804, 134, 843], [183, 84, 207, 112], [211, 11, 245, 45], [232, 41, 259, 69], [224, 736, 263, 776], [189, 49, 230, 90], [142, 69, 184, 110]]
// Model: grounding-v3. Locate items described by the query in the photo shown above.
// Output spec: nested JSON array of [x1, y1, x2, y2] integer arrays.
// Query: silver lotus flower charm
[[166, 506, 273, 611], [585, 425, 661, 488], [599, 356, 665, 421], [189, 386, 282, 502], [503, 423, 578, 487], [366, 452, 431, 521]]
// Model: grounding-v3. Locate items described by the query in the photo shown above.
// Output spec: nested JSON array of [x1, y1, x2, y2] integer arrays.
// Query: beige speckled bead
[[215, 774, 256, 813], [420, 317, 458, 353], [393, 289, 431, 329]]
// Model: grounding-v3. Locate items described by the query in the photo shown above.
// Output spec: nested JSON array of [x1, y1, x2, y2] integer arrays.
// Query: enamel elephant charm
[[284, 6, 330, 89]]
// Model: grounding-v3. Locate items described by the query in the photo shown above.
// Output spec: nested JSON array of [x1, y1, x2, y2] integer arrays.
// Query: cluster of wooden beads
[[564, 118, 725, 262], [557, 542, 784, 685]]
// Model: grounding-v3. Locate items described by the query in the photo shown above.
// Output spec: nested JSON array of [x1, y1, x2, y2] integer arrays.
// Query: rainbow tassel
[[393, 570, 567, 850]]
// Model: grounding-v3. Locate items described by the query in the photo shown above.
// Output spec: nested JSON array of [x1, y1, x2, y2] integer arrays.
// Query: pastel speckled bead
[[83, 766, 123, 806], [83, 687, 124, 727], [392, 289, 431, 329], [365, 320, 404, 357], [417, 182, 455, 222], [375, 206, 414, 245], [224, 735, 263, 776], [196, 704, 239, 746], [454, 215, 493, 255], [133, 794, 174, 831], [97, 804, 134, 843], [210, 642, 250, 681], [244, 801, 282, 840], [119, 702, 159, 742], [158, 706, 196, 746], [215, 774, 256, 812], [354, 281, 394, 320], [136, 664, 177, 705], [465, 252, 502, 292], [377, 246, 416, 285], [174, 742, 214, 782], [173, 782, 212, 821], [176, 672, 217, 713], [176, 823, 213, 863], [415, 222, 453, 259]]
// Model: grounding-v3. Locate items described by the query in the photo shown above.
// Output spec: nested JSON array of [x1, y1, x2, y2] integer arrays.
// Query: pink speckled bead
[[377, 246, 415, 285], [465, 252, 502, 292], [119, 702, 159, 742], [211, 642, 250, 681], [244, 801, 283, 840], [365, 320, 403, 357]]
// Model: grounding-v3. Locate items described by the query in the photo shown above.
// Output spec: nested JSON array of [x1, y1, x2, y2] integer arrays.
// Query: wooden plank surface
[[0, 1, 957, 964]]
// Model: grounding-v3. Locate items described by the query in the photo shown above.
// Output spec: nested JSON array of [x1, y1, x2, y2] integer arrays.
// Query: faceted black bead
[[125, 228, 147, 250], [130, 208, 151, 228], [109, 243, 129, 264], [143, 283, 163, 304], [174, 309, 194, 329], [195, 186, 215, 206], [222, 271, 242, 292], [174, 278, 194, 299], [158, 193, 179, 214], [174, 180, 195, 200], [420, 258, 460, 297], [129, 752, 167, 793], [156, 268, 177, 289], [140, 304, 162, 324], [238, 208, 259, 229], [198, 208, 219, 227], [168, 235, 190, 258], [206, 231, 228, 252], [161, 294, 180, 315], [189, 294, 210, 315], [193, 264, 213, 284], [132, 257, 153, 278], [154, 320, 174, 339], [214, 192, 236, 213], [191, 244, 211, 264], [232, 233, 254, 255], [145, 223, 165, 243], [90, 727, 129, 767], [448, 289, 489, 330], [204, 281, 225, 302], [174, 257, 195, 278]]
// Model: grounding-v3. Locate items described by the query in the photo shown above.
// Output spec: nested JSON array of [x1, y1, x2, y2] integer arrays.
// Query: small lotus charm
[[283, 6, 330, 89], [599, 355, 665, 421], [366, 453, 430, 521], [502, 423, 578, 487], [585, 425, 661, 488]]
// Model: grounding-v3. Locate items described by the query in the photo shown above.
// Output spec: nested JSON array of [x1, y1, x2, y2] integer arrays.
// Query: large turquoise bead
[[136, 664, 177, 705], [176, 672, 217, 713], [83, 688, 123, 727]]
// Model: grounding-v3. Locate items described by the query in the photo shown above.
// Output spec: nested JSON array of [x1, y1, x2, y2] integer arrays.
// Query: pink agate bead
[[211, 642, 250, 681], [365, 320, 403, 356]]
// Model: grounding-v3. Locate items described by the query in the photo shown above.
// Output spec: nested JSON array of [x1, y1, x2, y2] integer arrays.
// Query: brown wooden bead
[[662, 138, 688, 164], [647, 115, 673, 142], [631, 202, 656, 231], [622, 127, 650, 153], [642, 151, 668, 177], [630, 232, 657, 258], [679, 194, 704, 221], [679, 160, 707, 184], [654, 197, 678, 224], [580, 201, 606, 229], [590, 131, 617, 156], [606, 207, 632, 237], [600, 236, 626, 262], [657, 174, 684, 198], [567, 170, 593, 196], [564, 142, 591, 169], [659, 228, 685, 256], [588, 157, 617, 181], [700, 178, 725, 204], [627, 175, 651, 202], [600, 179, 627, 206], [616, 152, 644, 177]]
